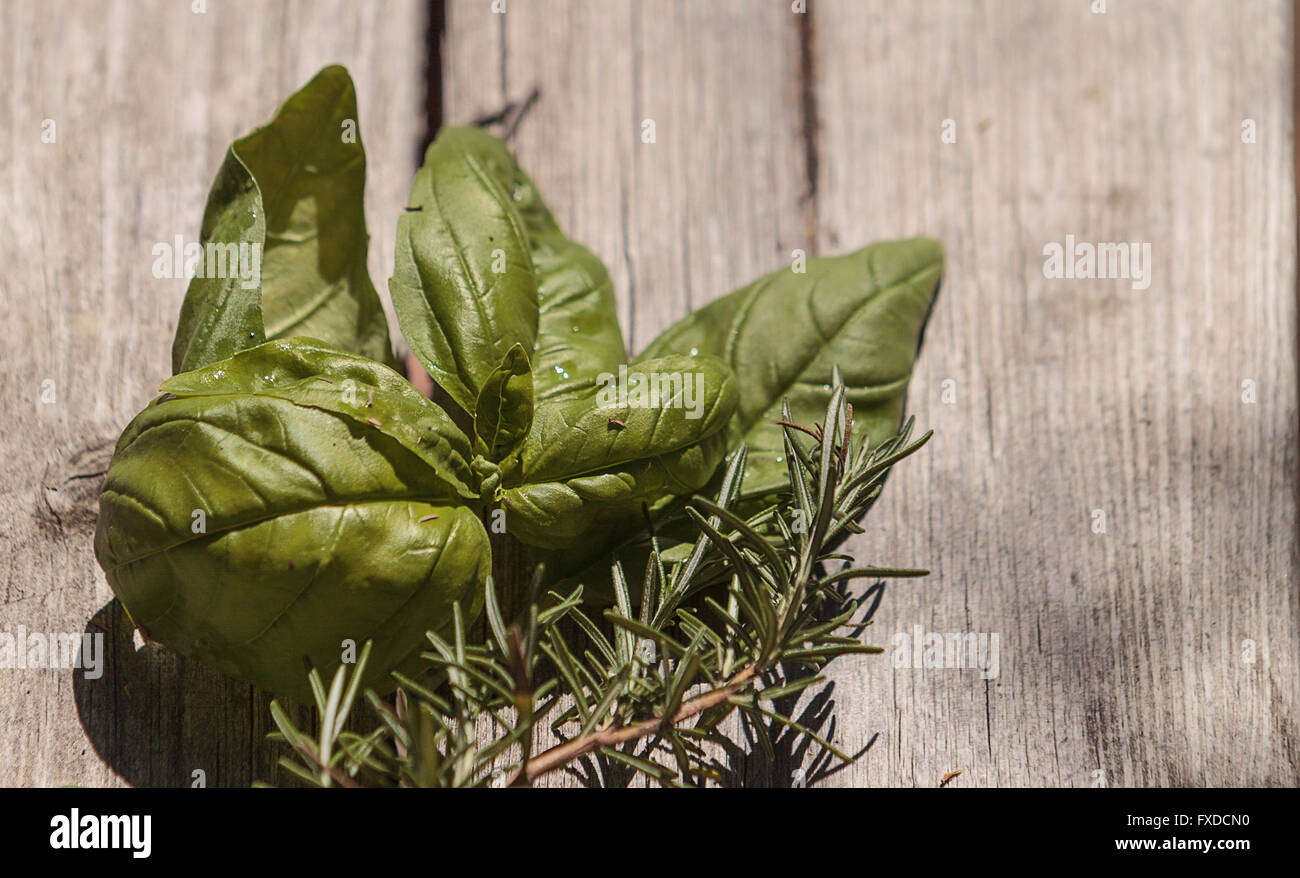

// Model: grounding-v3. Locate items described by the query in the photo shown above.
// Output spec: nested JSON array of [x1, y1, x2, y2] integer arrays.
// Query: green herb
[[638, 237, 942, 510], [263, 376, 931, 787], [96, 339, 490, 700], [171, 66, 395, 373], [94, 65, 941, 707]]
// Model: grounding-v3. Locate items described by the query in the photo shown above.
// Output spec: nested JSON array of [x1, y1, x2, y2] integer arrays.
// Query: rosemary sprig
[[265, 375, 932, 787]]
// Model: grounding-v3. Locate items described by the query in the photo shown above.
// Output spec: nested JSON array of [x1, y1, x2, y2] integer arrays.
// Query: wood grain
[[0, 0, 425, 787], [444, 0, 815, 786], [2, 0, 1294, 787], [811, 0, 1298, 788], [445, 0, 1299, 786]]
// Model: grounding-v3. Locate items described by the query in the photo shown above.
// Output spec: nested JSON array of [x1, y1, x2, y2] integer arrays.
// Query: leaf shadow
[[72, 599, 302, 788], [716, 578, 888, 788]]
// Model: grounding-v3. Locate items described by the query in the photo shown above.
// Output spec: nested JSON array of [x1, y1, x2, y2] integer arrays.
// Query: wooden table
[[1, 0, 1295, 787]]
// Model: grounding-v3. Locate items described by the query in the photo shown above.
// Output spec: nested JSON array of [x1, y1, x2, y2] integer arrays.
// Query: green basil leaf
[[95, 376, 487, 702], [389, 126, 538, 440], [506, 430, 730, 550], [172, 65, 394, 374], [499, 162, 628, 402], [637, 238, 942, 502], [512, 355, 735, 481], [502, 354, 737, 549], [169, 143, 264, 372], [410, 128, 627, 403], [160, 337, 478, 500], [474, 342, 533, 460]]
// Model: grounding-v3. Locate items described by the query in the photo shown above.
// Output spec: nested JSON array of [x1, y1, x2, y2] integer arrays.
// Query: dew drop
[[689, 347, 699, 357], [570, 324, 580, 333]]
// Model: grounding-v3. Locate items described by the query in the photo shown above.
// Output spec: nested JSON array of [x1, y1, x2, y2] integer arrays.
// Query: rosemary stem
[[510, 664, 759, 785]]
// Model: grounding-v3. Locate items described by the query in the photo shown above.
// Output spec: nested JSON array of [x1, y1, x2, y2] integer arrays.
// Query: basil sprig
[[638, 237, 943, 509], [95, 66, 941, 701], [172, 65, 395, 374]]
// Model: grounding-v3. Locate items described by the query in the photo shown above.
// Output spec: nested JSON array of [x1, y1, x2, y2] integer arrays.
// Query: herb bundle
[[93, 65, 941, 716], [266, 379, 932, 787]]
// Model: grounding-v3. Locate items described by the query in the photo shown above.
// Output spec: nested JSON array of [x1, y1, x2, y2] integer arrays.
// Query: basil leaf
[[502, 353, 737, 549], [103, 500, 487, 704], [506, 430, 729, 550], [406, 128, 627, 404], [172, 65, 394, 374], [389, 126, 538, 447], [160, 337, 479, 500], [169, 144, 264, 372], [637, 238, 942, 502], [474, 342, 533, 460], [95, 362, 487, 702], [512, 355, 735, 481], [500, 162, 628, 402]]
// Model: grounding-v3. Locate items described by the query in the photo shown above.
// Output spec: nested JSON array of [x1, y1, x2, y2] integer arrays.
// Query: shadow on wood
[[72, 599, 284, 788]]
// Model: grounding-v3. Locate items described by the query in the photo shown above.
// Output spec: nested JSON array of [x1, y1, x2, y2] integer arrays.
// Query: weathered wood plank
[[446, 0, 811, 352], [0, 0, 425, 787], [812, 0, 1298, 786], [4, 0, 1294, 789], [443, 0, 1299, 786], [444, 0, 812, 785]]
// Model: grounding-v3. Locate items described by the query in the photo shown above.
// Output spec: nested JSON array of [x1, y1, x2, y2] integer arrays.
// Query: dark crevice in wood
[[418, 0, 446, 161], [795, 4, 820, 248], [624, 2, 642, 349]]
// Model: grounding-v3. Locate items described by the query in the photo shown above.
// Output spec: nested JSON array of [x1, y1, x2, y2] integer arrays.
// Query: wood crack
[[795, 4, 820, 247]]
